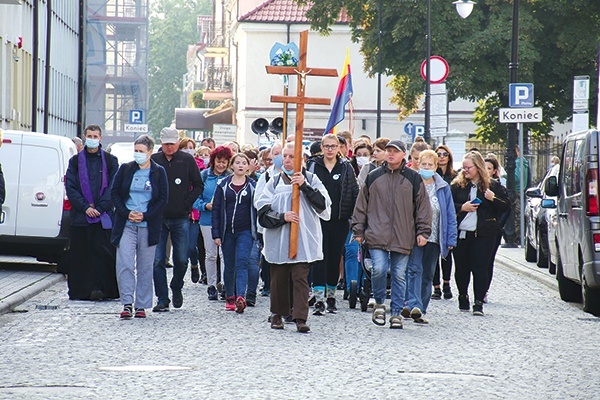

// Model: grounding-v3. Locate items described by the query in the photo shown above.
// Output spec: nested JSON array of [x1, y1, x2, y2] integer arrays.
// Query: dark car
[[524, 164, 559, 269]]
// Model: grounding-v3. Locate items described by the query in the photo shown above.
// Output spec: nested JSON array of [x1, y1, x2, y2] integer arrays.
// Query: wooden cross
[[265, 30, 338, 259]]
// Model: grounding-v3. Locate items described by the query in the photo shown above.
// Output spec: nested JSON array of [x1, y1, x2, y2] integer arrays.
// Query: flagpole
[[348, 97, 355, 137]]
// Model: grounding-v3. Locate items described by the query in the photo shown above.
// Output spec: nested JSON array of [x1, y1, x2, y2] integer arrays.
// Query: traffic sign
[[129, 109, 144, 124], [420, 56, 449, 84], [124, 124, 148, 133], [499, 107, 543, 123], [509, 84, 534, 108], [404, 122, 414, 135]]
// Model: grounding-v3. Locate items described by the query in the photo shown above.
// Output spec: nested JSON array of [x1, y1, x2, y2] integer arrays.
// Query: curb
[[0, 273, 66, 315], [495, 251, 558, 290]]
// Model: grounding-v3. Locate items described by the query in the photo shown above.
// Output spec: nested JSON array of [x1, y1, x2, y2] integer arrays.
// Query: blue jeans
[[421, 242, 441, 313], [153, 217, 190, 304], [344, 231, 360, 291], [406, 245, 424, 310], [221, 230, 253, 298], [370, 249, 409, 316], [246, 239, 261, 299], [188, 221, 200, 266]]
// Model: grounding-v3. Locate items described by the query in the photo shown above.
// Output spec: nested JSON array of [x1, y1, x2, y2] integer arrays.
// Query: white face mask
[[201, 157, 210, 165], [182, 149, 195, 155], [356, 156, 370, 168]]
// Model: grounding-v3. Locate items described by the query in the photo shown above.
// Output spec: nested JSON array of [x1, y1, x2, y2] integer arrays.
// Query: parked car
[[542, 129, 600, 316], [524, 164, 559, 271], [0, 131, 77, 267]]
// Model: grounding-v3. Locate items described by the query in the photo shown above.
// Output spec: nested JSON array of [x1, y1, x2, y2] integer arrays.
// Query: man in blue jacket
[[151, 128, 203, 312]]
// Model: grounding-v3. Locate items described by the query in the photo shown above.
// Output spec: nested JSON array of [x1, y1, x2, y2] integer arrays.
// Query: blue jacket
[[211, 175, 257, 241], [432, 173, 458, 258], [110, 160, 169, 246], [66, 147, 119, 227], [193, 168, 232, 226]]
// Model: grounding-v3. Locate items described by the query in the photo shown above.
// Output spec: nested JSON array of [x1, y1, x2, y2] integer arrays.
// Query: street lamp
[[376, 0, 382, 138], [453, 0, 476, 19]]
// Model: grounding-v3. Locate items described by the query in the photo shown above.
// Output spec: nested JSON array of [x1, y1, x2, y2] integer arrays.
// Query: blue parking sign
[[509, 84, 534, 108], [129, 109, 144, 124]]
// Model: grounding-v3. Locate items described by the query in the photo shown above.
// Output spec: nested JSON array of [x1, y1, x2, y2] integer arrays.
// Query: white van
[[0, 130, 77, 266]]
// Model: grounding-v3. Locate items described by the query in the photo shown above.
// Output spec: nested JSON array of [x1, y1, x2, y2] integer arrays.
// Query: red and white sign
[[420, 56, 449, 84]]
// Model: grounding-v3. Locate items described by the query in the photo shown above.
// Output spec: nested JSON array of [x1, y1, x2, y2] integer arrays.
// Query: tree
[[298, 0, 600, 143], [189, 90, 206, 108], [148, 0, 211, 137]]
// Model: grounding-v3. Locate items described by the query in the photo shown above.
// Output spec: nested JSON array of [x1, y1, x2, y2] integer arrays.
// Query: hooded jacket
[[352, 160, 432, 254], [429, 173, 458, 258]]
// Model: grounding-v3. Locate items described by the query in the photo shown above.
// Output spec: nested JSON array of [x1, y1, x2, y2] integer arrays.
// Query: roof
[[240, 0, 349, 23]]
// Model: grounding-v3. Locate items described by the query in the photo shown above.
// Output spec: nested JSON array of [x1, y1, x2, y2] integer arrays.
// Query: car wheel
[[525, 234, 537, 262], [582, 274, 600, 317], [556, 252, 582, 303], [536, 230, 548, 268]]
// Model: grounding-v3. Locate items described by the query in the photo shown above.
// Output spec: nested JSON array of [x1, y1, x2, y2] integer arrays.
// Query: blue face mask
[[133, 152, 148, 165], [86, 138, 100, 149], [419, 169, 435, 179], [272, 154, 283, 171], [283, 168, 294, 176]]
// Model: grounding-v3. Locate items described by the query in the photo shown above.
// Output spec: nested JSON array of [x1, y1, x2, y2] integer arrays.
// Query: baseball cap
[[160, 127, 179, 144], [385, 139, 407, 152]]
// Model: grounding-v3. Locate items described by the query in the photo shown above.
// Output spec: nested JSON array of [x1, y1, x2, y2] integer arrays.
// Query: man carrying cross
[[255, 142, 331, 333]]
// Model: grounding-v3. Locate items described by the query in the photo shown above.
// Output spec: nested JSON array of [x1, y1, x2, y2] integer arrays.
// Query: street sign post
[[124, 124, 148, 133], [499, 107, 543, 123]]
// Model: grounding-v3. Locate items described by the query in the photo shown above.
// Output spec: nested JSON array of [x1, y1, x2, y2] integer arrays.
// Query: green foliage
[[298, 0, 600, 143], [148, 0, 211, 137], [189, 90, 206, 108]]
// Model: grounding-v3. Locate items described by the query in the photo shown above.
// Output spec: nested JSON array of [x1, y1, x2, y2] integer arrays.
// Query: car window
[[572, 139, 585, 195], [563, 140, 575, 197]]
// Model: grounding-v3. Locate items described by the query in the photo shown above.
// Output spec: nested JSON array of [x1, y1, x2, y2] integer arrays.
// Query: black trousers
[[433, 250, 453, 286], [67, 224, 118, 300], [312, 218, 349, 292], [452, 232, 496, 303]]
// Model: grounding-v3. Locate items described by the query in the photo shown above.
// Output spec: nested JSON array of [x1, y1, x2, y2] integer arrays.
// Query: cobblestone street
[[1, 257, 599, 399]]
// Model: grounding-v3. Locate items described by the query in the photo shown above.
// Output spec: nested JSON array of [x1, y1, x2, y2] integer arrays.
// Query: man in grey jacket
[[352, 140, 432, 329]]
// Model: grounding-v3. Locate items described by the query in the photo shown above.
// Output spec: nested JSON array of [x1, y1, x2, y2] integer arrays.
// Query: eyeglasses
[[437, 152, 449, 157], [322, 144, 339, 150], [462, 165, 475, 171]]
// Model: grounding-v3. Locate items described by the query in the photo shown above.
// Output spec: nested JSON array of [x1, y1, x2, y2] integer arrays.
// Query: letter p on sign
[[509, 83, 534, 108]]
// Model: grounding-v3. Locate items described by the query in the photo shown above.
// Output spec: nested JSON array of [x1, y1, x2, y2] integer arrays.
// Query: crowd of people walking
[[63, 124, 512, 332]]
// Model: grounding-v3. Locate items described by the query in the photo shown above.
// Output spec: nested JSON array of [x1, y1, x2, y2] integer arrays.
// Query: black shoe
[[200, 274, 207, 285], [284, 314, 294, 324], [313, 301, 325, 316], [207, 285, 218, 301], [501, 242, 518, 248], [260, 289, 270, 297], [89, 290, 105, 301], [172, 288, 183, 308], [458, 294, 470, 311], [191, 267, 200, 283], [472, 301, 484, 316], [442, 283, 453, 299], [337, 279, 345, 290], [308, 293, 316, 306], [246, 295, 256, 307], [431, 287, 442, 300], [152, 300, 170, 312], [326, 298, 337, 313], [219, 290, 226, 300]]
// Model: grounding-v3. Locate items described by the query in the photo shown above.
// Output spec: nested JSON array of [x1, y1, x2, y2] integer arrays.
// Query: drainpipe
[[43, 0, 52, 134], [32, 0, 39, 131], [77, 0, 85, 135]]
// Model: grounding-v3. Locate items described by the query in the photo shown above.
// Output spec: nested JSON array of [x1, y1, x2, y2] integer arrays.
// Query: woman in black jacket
[[451, 151, 510, 316], [306, 134, 359, 314], [110, 135, 168, 319]]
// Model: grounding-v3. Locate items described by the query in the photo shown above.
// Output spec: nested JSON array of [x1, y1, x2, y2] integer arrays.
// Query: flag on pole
[[323, 49, 353, 135]]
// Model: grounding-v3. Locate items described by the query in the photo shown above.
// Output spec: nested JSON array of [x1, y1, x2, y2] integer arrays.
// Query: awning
[[175, 103, 234, 130]]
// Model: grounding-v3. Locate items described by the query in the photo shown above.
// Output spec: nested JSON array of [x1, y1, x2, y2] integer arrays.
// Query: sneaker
[[410, 307, 423, 321], [270, 314, 284, 329], [172, 288, 183, 308], [483, 292, 488, 304], [219, 290, 227, 300], [225, 296, 236, 311], [284, 314, 294, 324], [134, 308, 146, 318], [191, 267, 200, 283], [443, 283, 453, 299], [431, 287, 442, 300], [207, 285, 218, 301], [458, 294, 470, 311], [313, 301, 326, 316], [235, 296, 247, 313], [200, 274, 207, 285], [152, 300, 169, 312], [246, 295, 256, 307], [120, 304, 133, 319], [326, 298, 337, 314], [389, 315, 403, 329], [296, 319, 311, 333], [472, 301, 484, 316], [400, 307, 411, 319]]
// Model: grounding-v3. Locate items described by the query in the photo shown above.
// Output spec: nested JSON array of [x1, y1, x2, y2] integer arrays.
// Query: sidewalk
[[0, 255, 65, 315], [494, 245, 558, 290]]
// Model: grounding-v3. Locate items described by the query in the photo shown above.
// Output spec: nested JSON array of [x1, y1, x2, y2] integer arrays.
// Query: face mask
[[283, 168, 294, 176], [419, 169, 435, 179], [133, 152, 148, 165], [182, 149, 194, 155], [356, 156, 370, 168], [272, 154, 283, 171], [201, 157, 210, 165], [86, 138, 100, 149]]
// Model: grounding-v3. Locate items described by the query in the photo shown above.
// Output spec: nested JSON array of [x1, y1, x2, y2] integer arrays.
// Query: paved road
[[0, 255, 599, 399]]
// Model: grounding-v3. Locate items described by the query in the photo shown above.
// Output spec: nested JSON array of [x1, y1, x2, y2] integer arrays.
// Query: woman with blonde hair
[[450, 151, 510, 316]]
